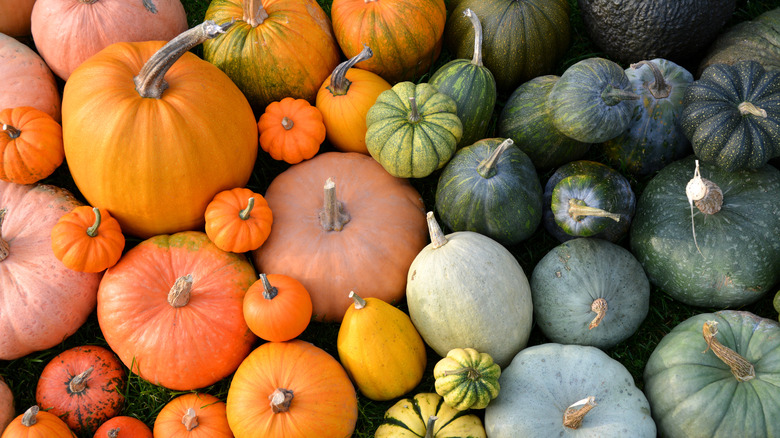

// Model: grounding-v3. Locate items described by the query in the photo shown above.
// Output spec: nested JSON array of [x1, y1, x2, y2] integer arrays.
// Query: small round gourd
[[257, 97, 325, 164], [51, 206, 125, 273], [0, 106, 64, 184], [375, 392, 487, 438], [433, 348, 501, 411], [204, 187, 273, 253]]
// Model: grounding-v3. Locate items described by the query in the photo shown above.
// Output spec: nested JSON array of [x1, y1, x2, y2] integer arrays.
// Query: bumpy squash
[[434, 348, 501, 411], [375, 393, 487, 438]]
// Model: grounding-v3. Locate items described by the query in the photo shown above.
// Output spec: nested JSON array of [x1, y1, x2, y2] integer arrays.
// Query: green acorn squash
[[433, 348, 501, 411]]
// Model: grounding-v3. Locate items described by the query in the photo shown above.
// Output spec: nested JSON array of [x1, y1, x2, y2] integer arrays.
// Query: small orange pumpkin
[[243, 273, 313, 342], [2, 406, 75, 438], [153, 393, 232, 438], [204, 187, 273, 253], [51, 206, 125, 273], [0, 106, 64, 185], [93, 416, 152, 438], [258, 97, 325, 164]]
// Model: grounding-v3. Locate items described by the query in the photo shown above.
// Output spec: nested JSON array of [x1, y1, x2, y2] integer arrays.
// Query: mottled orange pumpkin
[[243, 273, 313, 342], [51, 206, 125, 273], [153, 393, 232, 438], [0, 106, 63, 185], [204, 187, 273, 253], [258, 97, 325, 164]]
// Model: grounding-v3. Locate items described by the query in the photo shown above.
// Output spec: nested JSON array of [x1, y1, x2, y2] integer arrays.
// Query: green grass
[[2, 0, 779, 437]]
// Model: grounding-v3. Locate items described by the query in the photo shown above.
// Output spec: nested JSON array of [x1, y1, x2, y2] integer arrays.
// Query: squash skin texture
[[0, 33, 61, 122], [699, 7, 780, 75]]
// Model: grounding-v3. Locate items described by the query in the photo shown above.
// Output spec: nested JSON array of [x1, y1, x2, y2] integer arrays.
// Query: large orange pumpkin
[[331, 0, 447, 84], [0, 0, 36, 36], [226, 340, 357, 437], [97, 231, 256, 391], [251, 152, 427, 322], [30, 0, 188, 80], [0, 182, 101, 360], [0, 33, 61, 122], [62, 21, 258, 238], [153, 393, 232, 438]]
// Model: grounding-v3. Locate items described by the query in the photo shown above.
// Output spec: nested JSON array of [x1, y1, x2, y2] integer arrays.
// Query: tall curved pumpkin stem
[[327, 45, 374, 96]]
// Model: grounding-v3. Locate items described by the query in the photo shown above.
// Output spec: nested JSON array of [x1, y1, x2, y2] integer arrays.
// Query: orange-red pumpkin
[[97, 231, 256, 391], [0, 376, 13, 434], [93, 416, 152, 438], [2, 406, 75, 438], [35, 345, 125, 434], [257, 97, 325, 164], [0, 33, 61, 122], [226, 340, 357, 437], [0, 0, 36, 36], [204, 188, 273, 253], [243, 273, 312, 342], [51, 206, 125, 273], [153, 393, 232, 438], [62, 21, 258, 238], [0, 106, 63, 185]]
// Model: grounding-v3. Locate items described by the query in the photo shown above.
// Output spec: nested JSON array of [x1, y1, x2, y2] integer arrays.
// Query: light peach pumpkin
[[0, 33, 61, 121]]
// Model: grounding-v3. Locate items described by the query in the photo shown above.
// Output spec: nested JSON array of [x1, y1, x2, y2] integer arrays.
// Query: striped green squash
[[375, 392, 487, 438], [366, 82, 463, 178], [429, 8, 496, 149], [434, 348, 501, 411]]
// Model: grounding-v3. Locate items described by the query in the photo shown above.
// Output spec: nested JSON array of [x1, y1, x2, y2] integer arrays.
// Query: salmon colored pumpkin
[[93, 416, 152, 438], [204, 188, 273, 253], [243, 273, 313, 342], [153, 393, 232, 438], [0, 106, 63, 185], [331, 0, 447, 84], [0, 376, 13, 434], [257, 98, 325, 164], [97, 231, 256, 391], [0, 182, 101, 360], [0, 0, 36, 36], [35, 345, 126, 434], [316, 45, 392, 154], [62, 21, 258, 238], [0, 33, 61, 122], [31, 0, 188, 80], [2, 406, 75, 438], [51, 206, 125, 273], [251, 152, 427, 322], [226, 340, 357, 438]]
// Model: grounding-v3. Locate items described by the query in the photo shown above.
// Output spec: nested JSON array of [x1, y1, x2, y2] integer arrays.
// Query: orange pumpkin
[[331, 0, 447, 84], [153, 393, 232, 438], [204, 187, 273, 253], [257, 97, 325, 164], [0, 33, 61, 122], [35, 345, 125, 434], [226, 340, 357, 437], [2, 406, 75, 438], [97, 231, 256, 391], [243, 273, 313, 342], [51, 206, 125, 273], [62, 21, 258, 238], [316, 45, 392, 154], [0, 106, 63, 185], [93, 416, 152, 438], [0, 0, 36, 36], [0, 182, 101, 360], [0, 376, 13, 434], [252, 152, 427, 322]]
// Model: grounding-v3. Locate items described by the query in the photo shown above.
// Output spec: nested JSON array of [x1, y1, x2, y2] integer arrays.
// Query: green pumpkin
[[644, 310, 780, 438], [630, 156, 780, 308], [435, 138, 543, 246], [601, 59, 694, 175], [429, 9, 496, 149], [542, 161, 636, 243], [681, 60, 780, 172], [531, 238, 650, 350], [498, 75, 591, 170], [699, 7, 780, 75], [444, 0, 570, 93], [433, 348, 501, 411], [366, 82, 463, 178], [548, 57, 640, 143]]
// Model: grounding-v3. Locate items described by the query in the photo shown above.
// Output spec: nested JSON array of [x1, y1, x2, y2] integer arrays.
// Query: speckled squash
[[699, 7, 780, 75], [375, 393, 487, 438], [433, 348, 501, 411]]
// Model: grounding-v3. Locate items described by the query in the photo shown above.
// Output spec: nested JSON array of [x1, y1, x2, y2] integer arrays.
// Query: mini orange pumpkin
[[51, 206, 125, 273], [0, 106, 64, 185], [204, 187, 273, 253], [2, 406, 75, 438], [243, 273, 313, 342], [257, 97, 325, 164], [93, 416, 152, 438], [153, 393, 231, 438]]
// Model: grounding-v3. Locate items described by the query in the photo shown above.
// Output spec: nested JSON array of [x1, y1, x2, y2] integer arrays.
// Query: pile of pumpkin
[[2, 0, 780, 437]]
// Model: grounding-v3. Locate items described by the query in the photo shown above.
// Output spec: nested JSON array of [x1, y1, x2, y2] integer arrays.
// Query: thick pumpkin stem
[[68, 366, 93, 393], [269, 388, 294, 413], [477, 138, 513, 179], [408, 97, 421, 123], [182, 408, 199, 431], [108, 428, 120, 438], [0, 208, 9, 261], [568, 199, 621, 222], [349, 291, 367, 309], [563, 396, 597, 429], [738, 101, 767, 118], [260, 273, 278, 300], [426, 211, 449, 249], [319, 178, 350, 231], [327, 45, 374, 96], [601, 84, 640, 106], [2, 124, 20, 139], [702, 320, 755, 382], [87, 207, 102, 237], [168, 274, 194, 308], [630, 61, 671, 99], [240, 197, 255, 220], [424, 416, 438, 438], [243, 0, 269, 27], [134, 21, 233, 99], [463, 8, 484, 66], [21, 406, 40, 427], [588, 298, 608, 329], [280, 117, 294, 130]]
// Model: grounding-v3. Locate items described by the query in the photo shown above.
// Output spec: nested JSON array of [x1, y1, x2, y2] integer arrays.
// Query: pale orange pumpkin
[[153, 393, 232, 438], [258, 97, 325, 164], [0, 33, 61, 122], [0, 106, 64, 185], [204, 187, 273, 253], [0, 0, 36, 36], [51, 206, 125, 273]]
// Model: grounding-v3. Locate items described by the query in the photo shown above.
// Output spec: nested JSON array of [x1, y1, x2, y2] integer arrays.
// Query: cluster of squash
[[2, 0, 780, 437]]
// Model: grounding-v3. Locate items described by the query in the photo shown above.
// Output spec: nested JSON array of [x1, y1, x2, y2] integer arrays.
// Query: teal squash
[[435, 138, 543, 246], [601, 59, 694, 175], [542, 160, 636, 243], [548, 57, 640, 143], [366, 82, 463, 178], [644, 310, 780, 438], [498, 75, 591, 170], [681, 60, 780, 172], [630, 157, 780, 308], [444, 0, 570, 93], [429, 8, 497, 149], [531, 238, 650, 350]]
